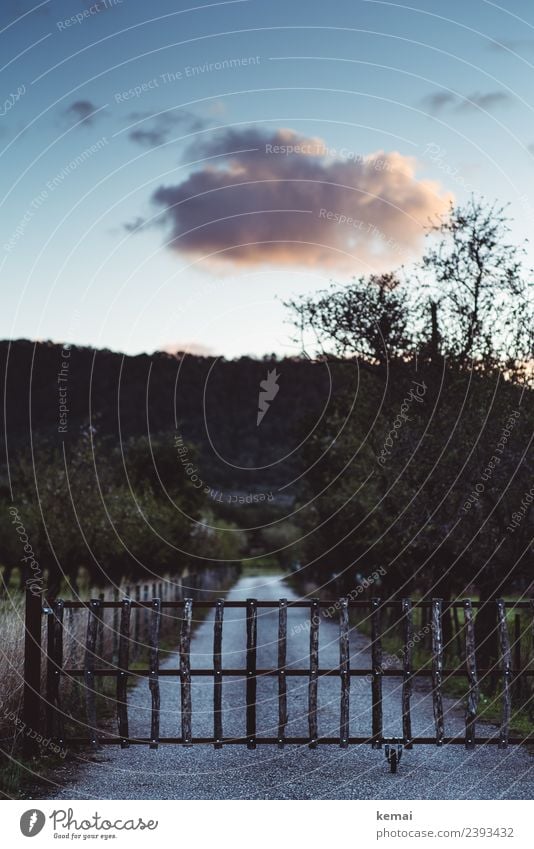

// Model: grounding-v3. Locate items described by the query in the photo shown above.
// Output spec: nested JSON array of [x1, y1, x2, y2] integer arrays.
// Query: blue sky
[[2, 0, 534, 357]]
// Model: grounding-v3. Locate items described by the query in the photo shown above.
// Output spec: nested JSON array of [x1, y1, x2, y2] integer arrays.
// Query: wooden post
[[149, 598, 162, 749], [464, 599, 479, 749], [180, 598, 193, 745], [308, 598, 319, 748], [246, 598, 257, 749], [339, 598, 350, 748], [112, 587, 119, 666], [117, 599, 131, 748], [84, 598, 101, 748], [371, 597, 383, 749], [96, 592, 105, 663], [213, 598, 224, 748], [22, 588, 43, 757], [431, 598, 444, 745], [496, 599, 512, 749], [46, 600, 64, 745], [513, 613, 522, 702], [277, 599, 287, 748], [133, 585, 140, 660], [401, 598, 413, 749]]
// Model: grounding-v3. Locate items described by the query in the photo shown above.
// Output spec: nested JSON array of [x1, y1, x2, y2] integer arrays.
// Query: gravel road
[[47, 574, 533, 800]]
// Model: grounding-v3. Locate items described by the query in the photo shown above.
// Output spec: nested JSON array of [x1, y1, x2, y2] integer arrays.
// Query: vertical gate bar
[[49, 600, 64, 745], [143, 584, 149, 646], [84, 598, 100, 748], [213, 598, 224, 749], [117, 599, 131, 748], [464, 599, 479, 749], [371, 597, 383, 749], [277, 599, 287, 748], [246, 598, 257, 750], [46, 609, 55, 738], [96, 592, 105, 663], [513, 613, 522, 702], [308, 598, 319, 748], [497, 599, 512, 749], [401, 598, 413, 749], [339, 598, 350, 748], [180, 598, 193, 745], [112, 587, 119, 666], [149, 598, 162, 749], [133, 585, 140, 660], [431, 598, 444, 745], [22, 588, 43, 758]]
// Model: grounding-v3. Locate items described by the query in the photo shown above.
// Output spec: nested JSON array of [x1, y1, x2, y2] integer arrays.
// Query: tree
[[286, 272, 413, 365], [419, 197, 534, 371]]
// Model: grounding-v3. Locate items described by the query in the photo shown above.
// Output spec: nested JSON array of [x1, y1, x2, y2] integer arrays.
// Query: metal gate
[[22, 593, 534, 773]]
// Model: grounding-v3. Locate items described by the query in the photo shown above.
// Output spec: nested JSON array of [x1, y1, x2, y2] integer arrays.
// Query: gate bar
[[57, 599, 534, 609], [497, 599, 512, 749], [84, 598, 101, 748], [46, 600, 64, 745], [371, 597, 382, 749], [431, 598, 444, 745], [339, 598, 350, 748], [117, 599, 131, 748], [309, 598, 319, 748], [246, 598, 257, 749], [61, 734, 533, 746], [180, 598, 193, 745], [59, 665, 533, 678], [213, 598, 224, 749], [464, 599, 478, 749], [277, 598, 287, 748], [401, 598, 413, 749], [149, 598, 161, 749]]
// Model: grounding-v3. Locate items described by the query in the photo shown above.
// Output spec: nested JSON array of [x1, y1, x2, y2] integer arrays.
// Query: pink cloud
[[148, 128, 453, 271]]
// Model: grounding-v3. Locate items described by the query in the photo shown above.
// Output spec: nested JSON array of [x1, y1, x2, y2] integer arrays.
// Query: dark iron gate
[[22, 593, 534, 773]]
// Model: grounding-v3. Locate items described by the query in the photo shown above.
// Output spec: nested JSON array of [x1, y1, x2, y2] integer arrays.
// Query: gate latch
[[384, 741, 403, 774]]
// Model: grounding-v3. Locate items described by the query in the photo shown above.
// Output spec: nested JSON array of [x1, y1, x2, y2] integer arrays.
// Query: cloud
[[421, 90, 512, 115], [141, 127, 452, 270], [126, 110, 206, 148], [457, 91, 512, 112], [488, 38, 534, 53], [158, 341, 216, 356], [62, 99, 103, 128]]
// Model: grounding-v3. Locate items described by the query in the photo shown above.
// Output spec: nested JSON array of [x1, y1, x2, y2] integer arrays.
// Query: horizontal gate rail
[[55, 600, 534, 608], [58, 667, 534, 677], [60, 735, 533, 746], [26, 594, 533, 773]]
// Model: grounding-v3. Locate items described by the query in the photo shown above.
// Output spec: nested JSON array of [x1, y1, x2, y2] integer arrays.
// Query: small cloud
[[421, 90, 512, 115], [488, 38, 534, 53], [456, 91, 512, 112], [126, 110, 205, 148], [421, 92, 457, 115], [158, 341, 216, 356], [124, 216, 146, 233], [62, 99, 104, 128]]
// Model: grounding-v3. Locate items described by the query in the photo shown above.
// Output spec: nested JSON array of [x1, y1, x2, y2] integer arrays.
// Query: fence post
[[22, 588, 43, 757]]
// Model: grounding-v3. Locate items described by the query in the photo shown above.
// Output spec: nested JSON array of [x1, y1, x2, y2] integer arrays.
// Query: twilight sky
[[2, 0, 534, 358]]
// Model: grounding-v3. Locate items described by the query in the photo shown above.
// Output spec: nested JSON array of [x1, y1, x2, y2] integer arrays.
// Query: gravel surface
[[47, 574, 533, 800]]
